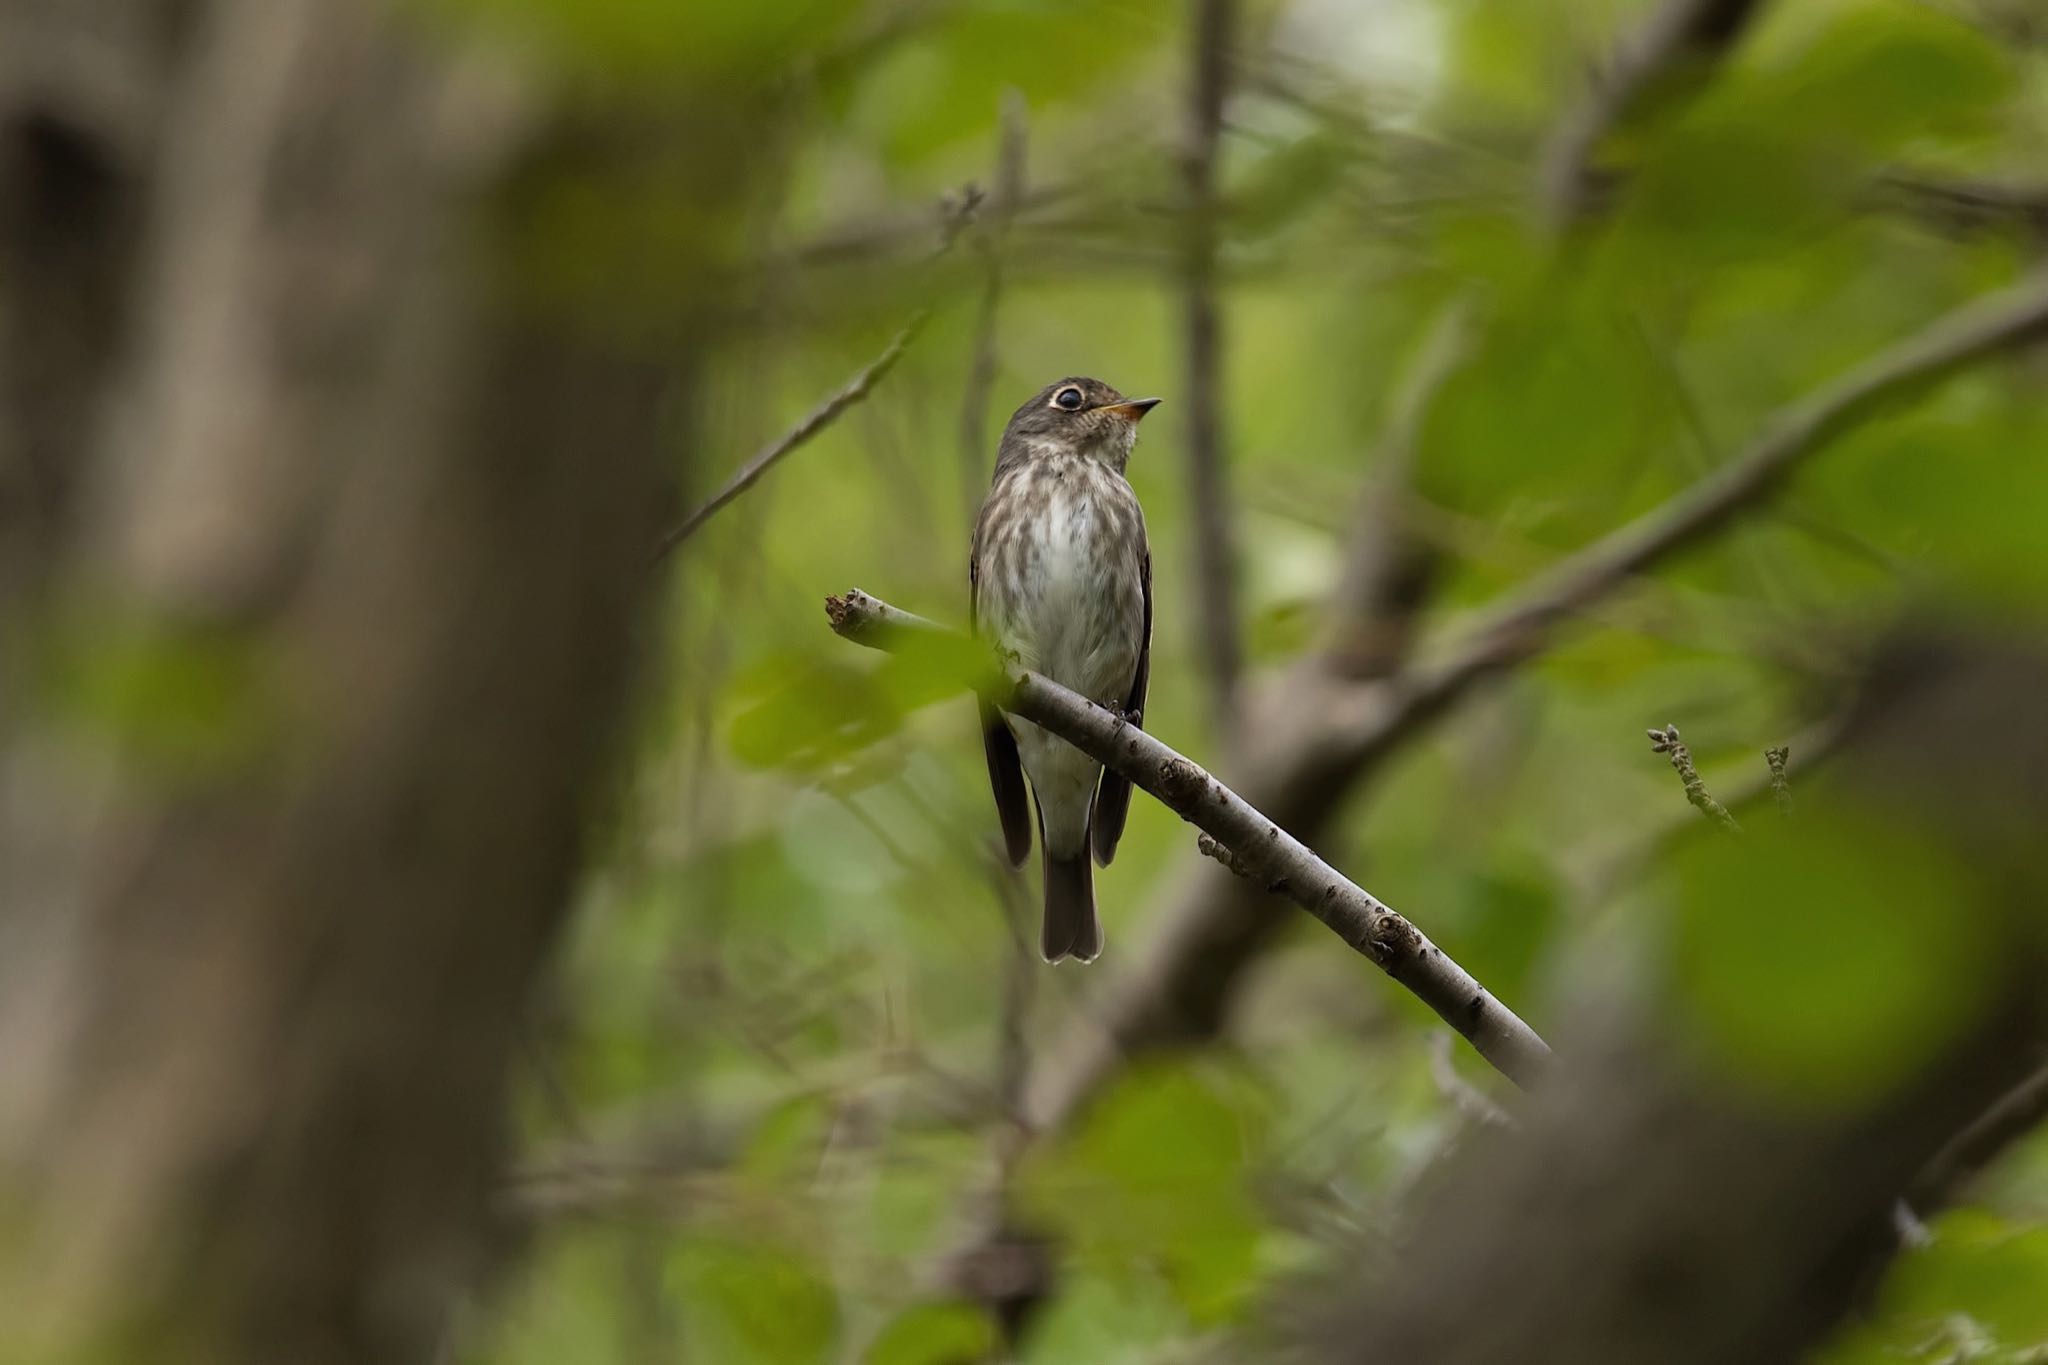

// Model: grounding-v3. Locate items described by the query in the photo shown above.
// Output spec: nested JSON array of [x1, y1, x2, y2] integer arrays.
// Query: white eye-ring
[[1053, 386, 1085, 411]]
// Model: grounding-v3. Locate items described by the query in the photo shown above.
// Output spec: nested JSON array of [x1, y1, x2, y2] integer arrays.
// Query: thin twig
[[1538, 0, 1767, 228], [991, 847, 1035, 1135], [1179, 0, 1244, 739], [1874, 170, 2048, 244], [823, 589, 1553, 1088], [1906, 1061, 2048, 1216], [958, 91, 1027, 531], [1321, 291, 1477, 678], [1764, 745, 1792, 817], [652, 190, 982, 562], [779, 182, 1075, 271], [1581, 715, 1842, 907], [1428, 1031, 1516, 1130], [1647, 724, 1741, 833], [652, 324, 923, 562], [1197, 829, 1288, 893]]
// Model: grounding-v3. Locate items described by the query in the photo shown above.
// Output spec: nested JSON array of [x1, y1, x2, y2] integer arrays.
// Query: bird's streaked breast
[[973, 456, 1145, 706]]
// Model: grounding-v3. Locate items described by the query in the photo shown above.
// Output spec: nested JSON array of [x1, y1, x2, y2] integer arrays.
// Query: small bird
[[971, 377, 1159, 962]]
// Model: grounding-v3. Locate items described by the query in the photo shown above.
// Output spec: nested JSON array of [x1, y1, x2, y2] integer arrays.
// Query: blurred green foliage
[[35, 611, 281, 782], [1670, 808, 1999, 1108], [373, 0, 2048, 1358]]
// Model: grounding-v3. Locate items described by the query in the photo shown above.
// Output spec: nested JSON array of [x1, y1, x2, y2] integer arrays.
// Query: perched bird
[[970, 377, 1159, 962]]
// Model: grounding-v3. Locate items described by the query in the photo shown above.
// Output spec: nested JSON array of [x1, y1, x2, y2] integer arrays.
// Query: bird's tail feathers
[[1040, 844, 1101, 963]]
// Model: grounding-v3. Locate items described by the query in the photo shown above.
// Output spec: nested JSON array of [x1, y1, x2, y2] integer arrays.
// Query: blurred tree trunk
[[0, 3, 739, 1361], [1319, 636, 2048, 1365]]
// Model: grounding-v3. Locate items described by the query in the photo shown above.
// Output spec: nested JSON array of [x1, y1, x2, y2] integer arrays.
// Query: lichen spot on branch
[[1368, 911, 1423, 975], [1155, 755, 1210, 812]]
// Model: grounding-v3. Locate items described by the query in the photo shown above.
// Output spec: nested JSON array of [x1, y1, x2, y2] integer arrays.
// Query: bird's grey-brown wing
[[971, 553, 1032, 867], [1090, 549, 1150, 867]]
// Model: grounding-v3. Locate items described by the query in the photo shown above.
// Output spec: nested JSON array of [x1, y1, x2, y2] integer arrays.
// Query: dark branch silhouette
[[653, 321, 924, 561], [1538, 0, 1768, 228], [1178, 0, 1244, 738], [1907, 1060, 2048, 1217], [1322, 635, 2048, 1365], [957, 91, 1028, 530], [653, 190, 981, 562]]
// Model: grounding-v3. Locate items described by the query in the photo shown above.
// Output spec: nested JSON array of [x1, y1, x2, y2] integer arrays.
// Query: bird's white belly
[[994, 476, 1141, 854], [1010, 483, 1136, 702]]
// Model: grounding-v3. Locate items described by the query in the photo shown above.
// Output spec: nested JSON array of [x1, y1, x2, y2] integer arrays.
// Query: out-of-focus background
[[3, 0, 2048, 1362]]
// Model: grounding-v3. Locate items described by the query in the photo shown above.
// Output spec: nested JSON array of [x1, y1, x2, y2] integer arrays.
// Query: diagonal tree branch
[[1026, 266, 2048, 1129], [1875, 170, 2048, 246], [822, 589, 1554, 1088], [1538, 0, 1768, 228], [651, 190, 981, 562], [1905, 1059, 2048, 1216], [1318, 291, 1477, 678], [1323, 636, 2048, 1365], [651, 321, 924, 562], [1397, 267, 2048, 712]]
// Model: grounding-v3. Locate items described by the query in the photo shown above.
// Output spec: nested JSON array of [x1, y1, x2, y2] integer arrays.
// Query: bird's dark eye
[[1054, 386, 1084, 411]]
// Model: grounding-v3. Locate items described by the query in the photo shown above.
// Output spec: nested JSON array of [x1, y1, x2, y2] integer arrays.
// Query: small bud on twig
[[1646, 723, 1741, 834]]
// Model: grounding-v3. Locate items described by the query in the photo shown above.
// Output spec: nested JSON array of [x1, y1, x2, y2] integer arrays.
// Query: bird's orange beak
[[1102, 397, 1162, 422]]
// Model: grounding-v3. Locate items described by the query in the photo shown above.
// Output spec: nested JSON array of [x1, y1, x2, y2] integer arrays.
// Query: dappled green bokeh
[[389, 0, 2048, 1359]]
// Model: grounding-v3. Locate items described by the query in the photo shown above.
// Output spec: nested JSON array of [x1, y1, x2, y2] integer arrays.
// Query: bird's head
[[998, 377, 1161, 474]]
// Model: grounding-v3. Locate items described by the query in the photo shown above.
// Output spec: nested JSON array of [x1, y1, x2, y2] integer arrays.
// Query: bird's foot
[[1103, 700, 1142, 733]]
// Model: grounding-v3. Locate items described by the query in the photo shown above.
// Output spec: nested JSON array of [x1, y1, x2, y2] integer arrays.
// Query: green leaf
[[1821, 1212, 2048, 1363], [862, 1303, 994, 1365], [1668, 808, 1995, 1108], [727, 631, 985, 773], [736, 1093, 833, 1191], [670, 1236, 839, 1365], [1887, 1211, 2048, 1345], [1019, 1065, 1266, 1322]]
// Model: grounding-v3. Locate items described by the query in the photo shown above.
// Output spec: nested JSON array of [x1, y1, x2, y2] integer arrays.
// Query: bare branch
[[653, 321, 924, 562], [1332, 996, 2048, 1365], [778, 182, 1075, 271], [1319, 292, 1477, 678], [652, 190, 982, 562], [823, 589, 1553, 1088], [1179, 0, 1244, 738], [1196, 829, 1273, 887], [1906, 1060, 2048, 1216], [1025, 268, 2048, 1132], [991, 853, 1036, 1136], [1323, 636, 2048, 1365], [957, 92, 1028, 529], [1538, 0, 1767, 228], [1647, 724, 1741, 833], [1578, 716, 1842, 910], [1874, 170, 2048, 245], [1764, 745, 1793, 816], [1408, 269, 2048, 708]]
